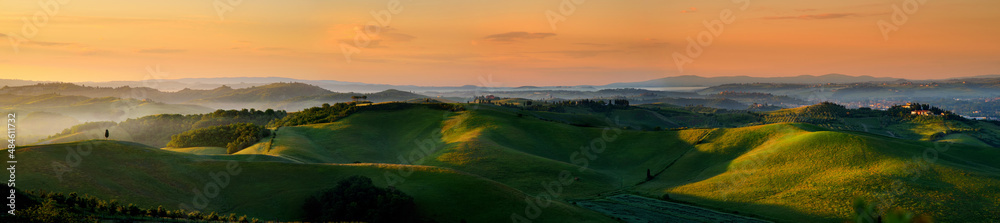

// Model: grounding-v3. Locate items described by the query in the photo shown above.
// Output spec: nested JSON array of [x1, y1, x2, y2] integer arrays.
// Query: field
[[18, 140, 613, 222], [575, 194, 771, 223], [19, 103, 1000, 222]]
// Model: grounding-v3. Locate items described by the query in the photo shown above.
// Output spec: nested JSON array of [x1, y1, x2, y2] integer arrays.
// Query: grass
[[162, 146, 227, 155], [18, 140, 614, 222], [633, 123, 1000, 222], [19, 104, 1000, 222]]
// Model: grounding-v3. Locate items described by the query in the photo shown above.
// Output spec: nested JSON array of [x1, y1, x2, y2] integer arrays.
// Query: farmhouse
[[911, 110, 935, 116]]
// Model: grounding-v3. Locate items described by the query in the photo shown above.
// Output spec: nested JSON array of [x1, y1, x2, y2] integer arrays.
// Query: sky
[[1, 0, 998, 86]]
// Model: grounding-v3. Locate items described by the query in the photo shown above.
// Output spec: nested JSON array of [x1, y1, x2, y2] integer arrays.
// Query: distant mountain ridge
[[3, 74, 998, 92], [0, 82, 428, 111], [602, 74, 905, 88]]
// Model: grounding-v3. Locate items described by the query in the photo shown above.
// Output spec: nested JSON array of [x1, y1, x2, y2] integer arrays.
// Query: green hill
[[18, 140, 612, 222], [42, 109, 286, 147], [227, 103, 1000, 222], [20, 103, 1000, 222]]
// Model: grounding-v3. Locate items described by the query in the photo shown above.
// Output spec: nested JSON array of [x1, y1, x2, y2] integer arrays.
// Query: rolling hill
[[232, 103, 998, 222], [18, 140, 613, 222], [17, 103, 1000, 222], [0, 93, 212, 144]]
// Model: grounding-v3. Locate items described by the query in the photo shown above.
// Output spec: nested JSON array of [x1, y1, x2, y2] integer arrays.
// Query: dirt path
[[576, 194, 771, 223]]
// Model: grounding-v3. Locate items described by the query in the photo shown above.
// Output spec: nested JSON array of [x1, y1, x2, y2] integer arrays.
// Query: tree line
[[167, 123, 270, 154], [269, 102, 464, 127], [0, 187, 262, 223]]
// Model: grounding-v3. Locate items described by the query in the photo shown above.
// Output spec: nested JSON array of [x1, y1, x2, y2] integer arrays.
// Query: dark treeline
[[167, 123, 270, 154], [1, 187, 261, 223], [302, 176, 419, 223], [269, 102, 464, 127], [478, 98, 632, 113]]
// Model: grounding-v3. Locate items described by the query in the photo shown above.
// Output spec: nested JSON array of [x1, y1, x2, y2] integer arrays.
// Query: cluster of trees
[[0, 188, 261, 223], [270, 102, 464, 127], [302, 176, 418, 222], [887, 103, 950, 117], [48, 108, 286, 147], [270, 102, 358, 127], [167, 123, 270, 154]]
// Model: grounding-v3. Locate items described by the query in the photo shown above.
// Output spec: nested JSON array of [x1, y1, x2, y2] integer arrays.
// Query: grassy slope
[[243, 105, 705, 198], [29, 104, 1000, 222], [251, 105, 1000, 222], [18, 140, 613, 222], [632, 123, 1000, 222], [163, 146, 228, 155]]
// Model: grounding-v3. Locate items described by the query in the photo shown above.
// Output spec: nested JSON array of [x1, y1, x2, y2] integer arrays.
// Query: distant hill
[[0, 93, 212, 143], [604, 74, 903, 87], [0, 79, 48, 87], [273, 89, 428, 110], [188, 83, 333, 109], [0, 82, 338, 110]]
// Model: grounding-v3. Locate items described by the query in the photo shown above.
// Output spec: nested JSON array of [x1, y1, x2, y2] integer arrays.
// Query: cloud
[[80, 50, 114, 56], [575, 42, 609, 47], [338, 39, 384, 48], [627, 39, 670, 49], [535, 50, 622, 58], [680, 7, 698, 13], [26, 41, 75, 46], [0, 33, 7, 37], [137, 48, 187, 54], [381, 33, 416, 42], [484, 32, 556, 42], [763, 13, 861, 20], [258, 47, 290, 51]]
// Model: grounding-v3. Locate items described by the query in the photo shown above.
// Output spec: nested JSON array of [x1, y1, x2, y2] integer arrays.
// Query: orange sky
[[1, 0, 998, 86]]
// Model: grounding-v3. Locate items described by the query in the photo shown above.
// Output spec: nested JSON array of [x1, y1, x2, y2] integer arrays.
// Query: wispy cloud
[[137, 48, 187, 54], [575, 42, 609, 47], [484, 32, 556, 42], [763, 13, 862, 20], [382, 33, 416, 42], [258, 47, 290, 51], [26, 41, 75, 46], [533, 50, 622, 58], [680, 7, 698, 13]]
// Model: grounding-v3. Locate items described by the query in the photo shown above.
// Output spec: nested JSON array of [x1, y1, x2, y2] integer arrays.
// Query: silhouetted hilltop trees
[[270, 102, 463, 127]]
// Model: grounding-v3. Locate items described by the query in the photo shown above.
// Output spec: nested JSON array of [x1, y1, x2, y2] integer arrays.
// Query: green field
[[19, 140, 613, 222], [19, 103, 1000, 222]]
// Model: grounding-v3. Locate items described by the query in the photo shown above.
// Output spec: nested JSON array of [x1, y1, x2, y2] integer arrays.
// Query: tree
[[104, 129, 109, 139], [302, 176, 418, 222]]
